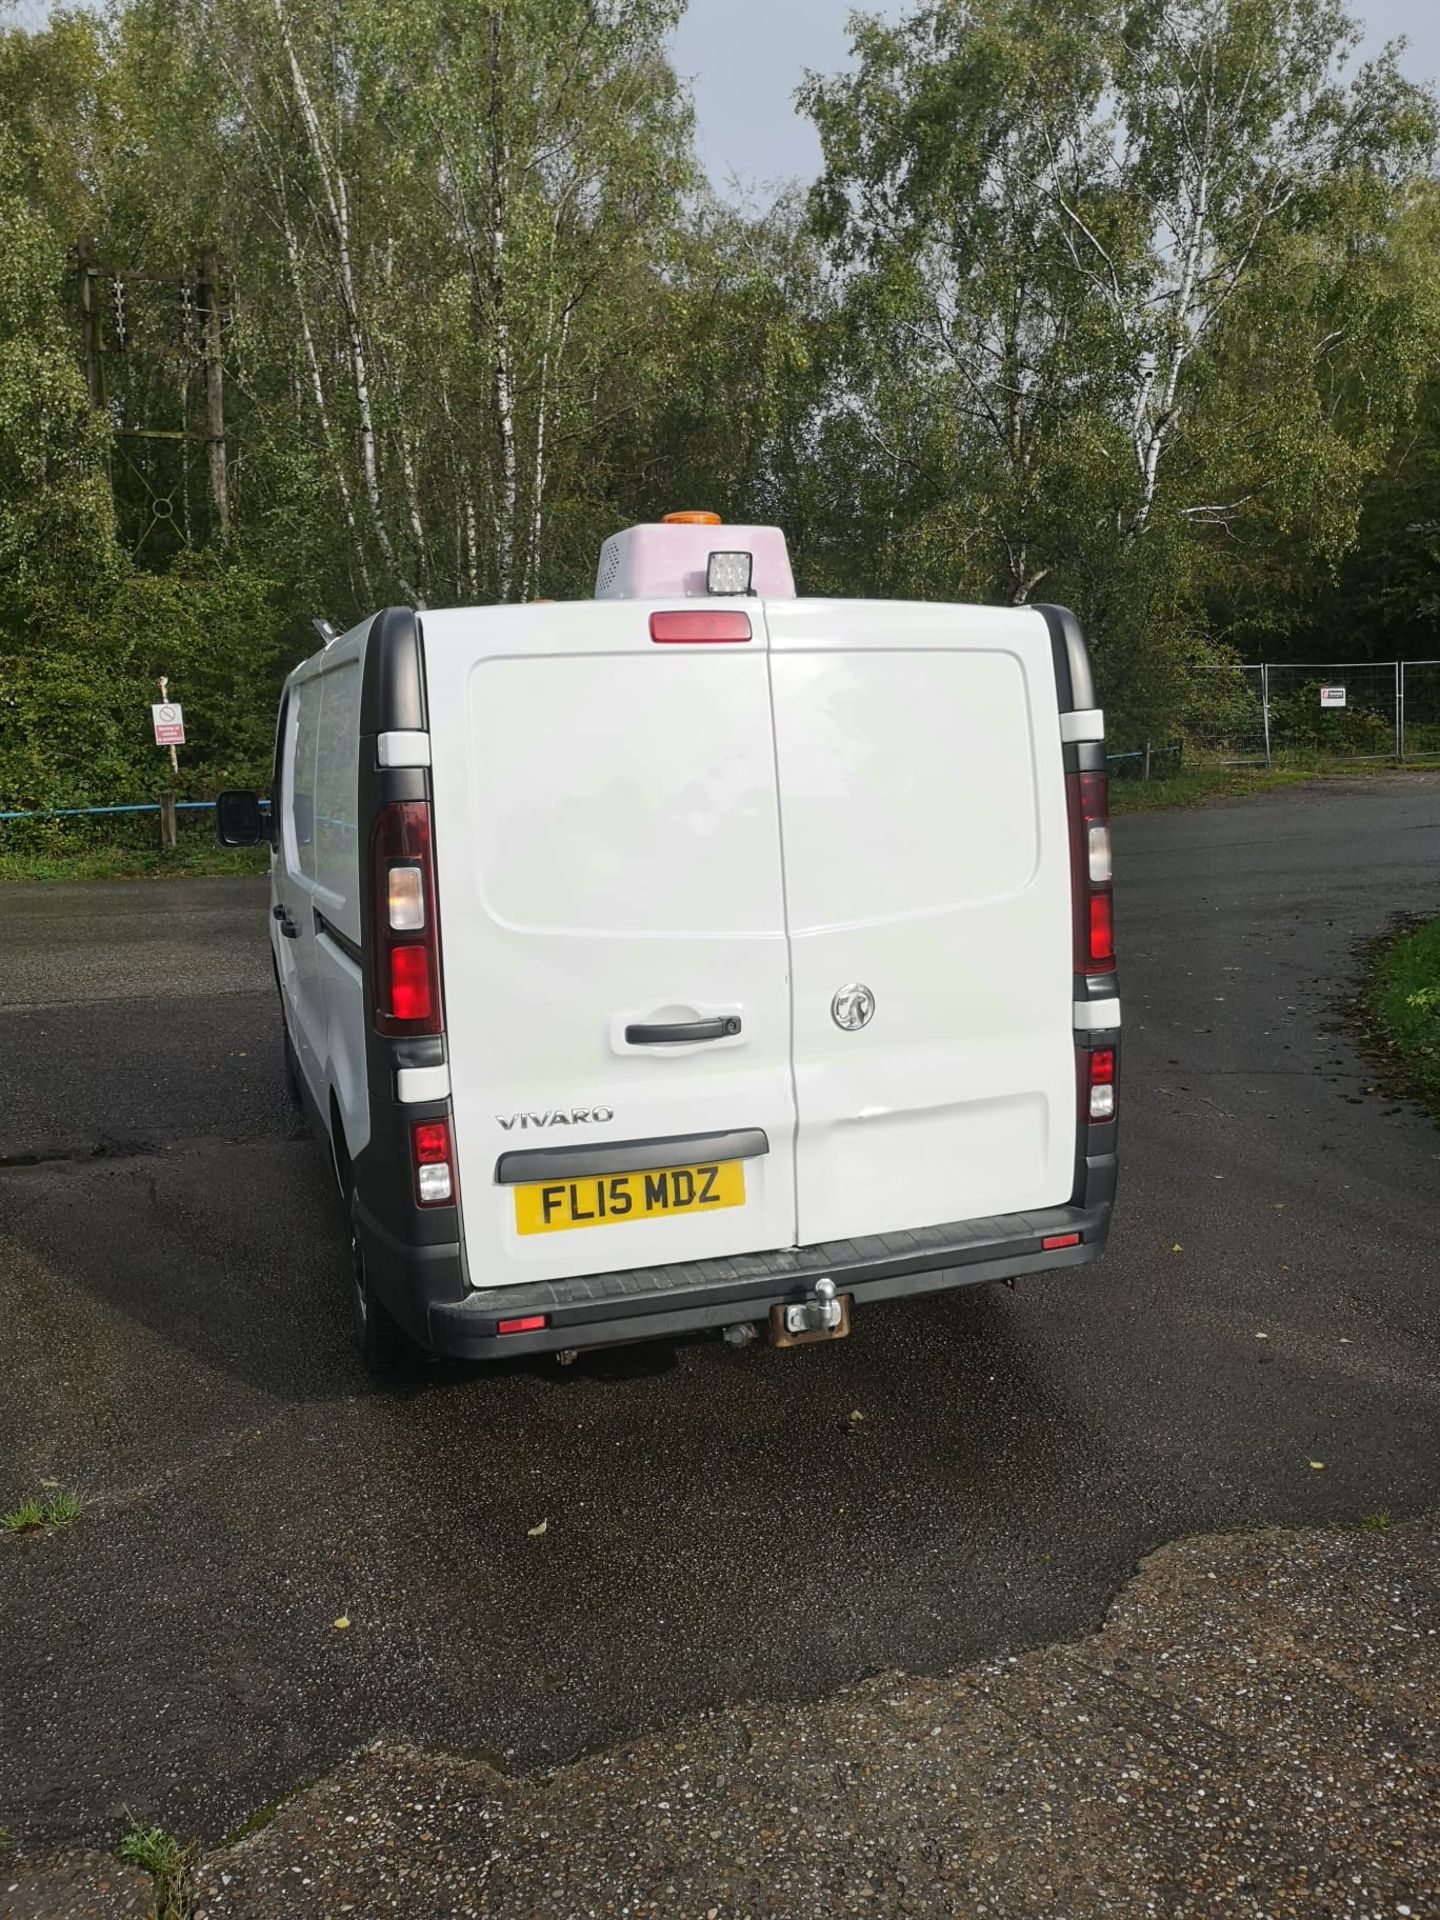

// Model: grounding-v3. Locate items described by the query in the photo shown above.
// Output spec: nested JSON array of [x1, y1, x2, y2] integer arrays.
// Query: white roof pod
[[594, 512, 796, 601]]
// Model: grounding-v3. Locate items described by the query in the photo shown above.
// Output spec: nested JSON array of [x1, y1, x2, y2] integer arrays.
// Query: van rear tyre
[[348, 1194, 418, 1379]]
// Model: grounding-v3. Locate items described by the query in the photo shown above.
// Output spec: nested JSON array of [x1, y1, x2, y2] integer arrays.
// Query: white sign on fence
[[151, 702, 186, 746], [1319, 685, 1347, 709]]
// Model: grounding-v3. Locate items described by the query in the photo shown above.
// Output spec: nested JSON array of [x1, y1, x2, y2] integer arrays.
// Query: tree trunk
[[489, 10, 518, 600], [271, 0, 419, 605], [197, 250, 230, 541]]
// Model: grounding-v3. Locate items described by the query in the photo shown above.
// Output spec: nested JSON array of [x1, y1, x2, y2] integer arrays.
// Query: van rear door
[[423, 601, 798, 1286], [767, 600, 1076, 1246]]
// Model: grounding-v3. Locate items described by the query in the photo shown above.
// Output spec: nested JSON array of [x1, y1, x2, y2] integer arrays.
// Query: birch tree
[[804, 0, 1437, 623]]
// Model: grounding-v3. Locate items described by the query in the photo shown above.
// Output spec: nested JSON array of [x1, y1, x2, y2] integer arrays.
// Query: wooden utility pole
[[78, 240, 104, 409], [197, 251, 230, 539]]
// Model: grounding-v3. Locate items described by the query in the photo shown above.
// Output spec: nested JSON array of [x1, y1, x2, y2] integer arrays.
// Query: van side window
[[314, 662, 360, 899], [291, 677, 322, 881]]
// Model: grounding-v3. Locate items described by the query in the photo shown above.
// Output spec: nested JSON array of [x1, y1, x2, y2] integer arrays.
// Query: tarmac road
[[2, 775, 1439, 1852]]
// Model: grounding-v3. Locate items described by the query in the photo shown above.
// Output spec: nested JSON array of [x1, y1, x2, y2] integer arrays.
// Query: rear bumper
[[360, 1191, 1114, 1361]]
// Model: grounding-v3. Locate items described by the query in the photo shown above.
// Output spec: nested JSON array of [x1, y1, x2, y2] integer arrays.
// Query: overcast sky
[[672, 0, 1440, 197]]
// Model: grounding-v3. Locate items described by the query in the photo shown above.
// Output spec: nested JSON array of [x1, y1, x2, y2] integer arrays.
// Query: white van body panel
[[766, 600, 1077, 1245], [249, 544, 1116, 1366], [273, 626, 370, 1159], [423, 600, 800, 1286]]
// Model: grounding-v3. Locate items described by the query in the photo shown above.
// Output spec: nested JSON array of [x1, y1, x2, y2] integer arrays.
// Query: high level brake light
[[1066, 770, 1115, 974], [649, 610, 752, 643], [371, 801, 443, 1035]]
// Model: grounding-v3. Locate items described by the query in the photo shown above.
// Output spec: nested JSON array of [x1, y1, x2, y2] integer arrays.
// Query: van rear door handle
[[624, 1016, 741, 1045]]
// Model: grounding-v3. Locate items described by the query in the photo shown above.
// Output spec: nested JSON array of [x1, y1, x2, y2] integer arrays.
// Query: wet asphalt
[[1, 776, 1438, 1852]]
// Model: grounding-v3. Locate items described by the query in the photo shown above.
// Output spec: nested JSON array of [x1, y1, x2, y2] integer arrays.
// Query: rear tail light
[[649, 610, 752, 643], [389, 944, 433, 1021], [1067, 770, 1115, 973], [413, 1118, 455, 1206], [1084, 1046, 1116, 1122], [372, 802, 442, 1036]]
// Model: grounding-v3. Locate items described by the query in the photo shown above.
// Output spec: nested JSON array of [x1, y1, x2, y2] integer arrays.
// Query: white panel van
[[217, 516, 1119, 1372]]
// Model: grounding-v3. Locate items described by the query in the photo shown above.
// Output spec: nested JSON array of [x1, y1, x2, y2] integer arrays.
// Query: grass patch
[[2, 1489, 84, 1533], [119, 1820, 195, 1920], [1111, 766, 1308, 813], [1107, 761, 1427, 815], [0, 841, 266, 882], [1366, 913, 1440, 1117], [1362, 1508, 1393, 1531]]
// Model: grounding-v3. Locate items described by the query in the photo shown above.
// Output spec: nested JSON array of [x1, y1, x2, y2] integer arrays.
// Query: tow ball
[[768, 1277, 852, 1348]]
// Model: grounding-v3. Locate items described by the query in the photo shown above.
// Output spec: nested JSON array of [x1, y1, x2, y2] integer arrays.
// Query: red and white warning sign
[[151, 702, 186, 746]]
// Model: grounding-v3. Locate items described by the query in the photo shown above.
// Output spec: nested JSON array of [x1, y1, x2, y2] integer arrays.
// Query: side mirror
[[215, 788, 265, 847]]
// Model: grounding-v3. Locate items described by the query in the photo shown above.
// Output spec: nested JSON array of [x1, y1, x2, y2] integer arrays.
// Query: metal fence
[[1180, 659, 1440, 768], [0, 798, 270, 859]]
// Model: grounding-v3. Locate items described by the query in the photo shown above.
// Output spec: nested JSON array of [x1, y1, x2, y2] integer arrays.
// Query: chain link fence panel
[[1400, 661, 1440, 758], [1263, 663, 1400, 760], [1159, 660, 1440, 769], [1180, 664, 1268, 765]]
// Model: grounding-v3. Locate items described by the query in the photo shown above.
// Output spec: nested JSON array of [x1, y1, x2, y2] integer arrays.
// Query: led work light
[[706, 550, 754, 596]]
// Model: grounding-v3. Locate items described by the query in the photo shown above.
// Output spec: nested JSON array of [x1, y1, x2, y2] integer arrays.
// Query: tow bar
[[768, 1276, 852, 1348]]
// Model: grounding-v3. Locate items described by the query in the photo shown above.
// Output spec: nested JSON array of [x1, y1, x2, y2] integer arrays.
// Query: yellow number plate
[[513, 1160, 745, 1236]]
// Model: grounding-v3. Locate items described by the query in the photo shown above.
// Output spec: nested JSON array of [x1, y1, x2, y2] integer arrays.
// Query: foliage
[[0, 561, 288, 807], [1265, 680, 1394, 752], [0, 0, 1439, 817], [1369, 912, 1440, 1113], [0, 25, 116, 616], [800, 0, 1440, 733]]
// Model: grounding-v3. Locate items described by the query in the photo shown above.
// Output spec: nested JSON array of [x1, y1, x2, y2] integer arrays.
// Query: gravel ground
[[0, 1851, 151, 1918], [14, 1513, 1425, 1919]]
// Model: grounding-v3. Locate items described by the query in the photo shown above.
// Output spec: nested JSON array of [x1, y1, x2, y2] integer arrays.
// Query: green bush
[[0, 556, 291, 811], [1266, 681, 1395, 755], [1371, 915, 1440, 1111]]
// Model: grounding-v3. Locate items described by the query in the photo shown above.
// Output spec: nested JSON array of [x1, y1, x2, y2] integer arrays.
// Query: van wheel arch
[[341, 1144, 417, 1378]]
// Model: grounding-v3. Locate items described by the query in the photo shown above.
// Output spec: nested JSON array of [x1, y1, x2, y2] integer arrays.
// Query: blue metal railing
[[0, 800, 269, 822]]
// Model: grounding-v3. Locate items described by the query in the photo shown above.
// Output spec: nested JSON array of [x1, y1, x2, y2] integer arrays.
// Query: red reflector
[[413, 1120, 450, 1163], [649, 610, 752, 644], [498, 1315, 548, 1336], [389, 943, 433, 1021], [1042, 1232, 1081, 1250], [1089, 892, 1115, 967]]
